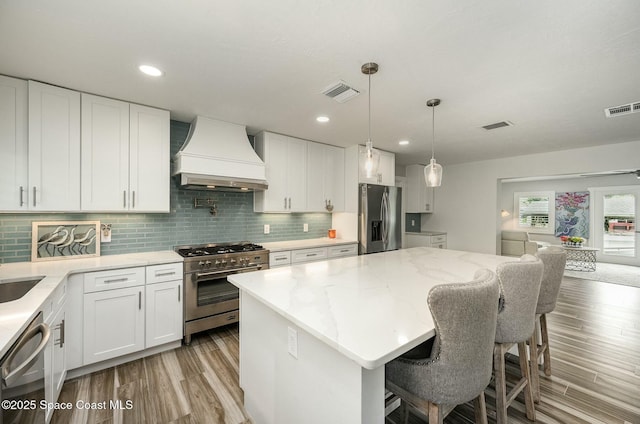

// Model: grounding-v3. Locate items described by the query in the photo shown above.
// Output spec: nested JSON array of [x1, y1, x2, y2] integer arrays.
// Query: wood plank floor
[[49, 275, 639, 424]]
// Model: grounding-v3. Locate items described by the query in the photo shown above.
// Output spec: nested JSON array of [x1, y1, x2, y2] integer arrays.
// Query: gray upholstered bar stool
[[530, 246, 567, 402], [385, 269, 500, 424], [493, 255, 544, 424]]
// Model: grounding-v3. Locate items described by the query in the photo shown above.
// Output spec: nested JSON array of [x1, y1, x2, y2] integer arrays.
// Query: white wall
[[420, 140, 640, 254]]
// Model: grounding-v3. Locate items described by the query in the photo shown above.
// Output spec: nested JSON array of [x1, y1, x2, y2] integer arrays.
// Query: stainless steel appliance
[[359, 183, 402, 254], [1, 312, 50, 424], [175, 242, 269, 344]]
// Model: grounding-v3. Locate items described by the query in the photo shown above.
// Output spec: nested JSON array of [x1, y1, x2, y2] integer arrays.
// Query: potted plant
[[560, 235, 584, 247]]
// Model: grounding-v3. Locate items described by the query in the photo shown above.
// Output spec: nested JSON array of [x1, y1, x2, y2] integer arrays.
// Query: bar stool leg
[[541, 313, 552, 376], [529, 318, 541, 403], [517, 341, 536, 421], [494, 343, 508, 424], [474, 392, 488, 424]]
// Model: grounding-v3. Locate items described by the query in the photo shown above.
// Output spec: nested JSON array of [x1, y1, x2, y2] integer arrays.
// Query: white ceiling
[[1, 0, 640, 166]]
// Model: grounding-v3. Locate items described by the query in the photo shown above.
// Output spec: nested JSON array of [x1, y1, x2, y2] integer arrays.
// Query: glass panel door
[[592, 186, 640, 266]]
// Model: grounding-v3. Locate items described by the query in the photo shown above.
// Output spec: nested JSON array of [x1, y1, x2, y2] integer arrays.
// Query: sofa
[[501, 230, 539, 257]]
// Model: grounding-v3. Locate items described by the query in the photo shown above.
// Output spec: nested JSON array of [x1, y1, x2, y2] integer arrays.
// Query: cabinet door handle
[[139, 291, 142, 310], [19, 186, 24, 207], [132, 191, 135, 208], [284, 197, 287, 209], [178, 284, 181, 302], [288, 197, 291, 209], [104, 277, 128, 284], [123, 190, 127, 208], [33, 187, 37, 207], [56, 319, 65, 348]]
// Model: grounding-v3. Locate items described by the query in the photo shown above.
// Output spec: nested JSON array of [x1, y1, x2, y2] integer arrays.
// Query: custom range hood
[[173, 116, 268, 191]]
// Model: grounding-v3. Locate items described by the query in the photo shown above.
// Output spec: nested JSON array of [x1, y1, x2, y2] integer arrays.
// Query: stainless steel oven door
[[185, 265, 264, 321]]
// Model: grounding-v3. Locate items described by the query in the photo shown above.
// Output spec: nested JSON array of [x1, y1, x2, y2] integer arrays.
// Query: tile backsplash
[[0, 121, 332, 263]]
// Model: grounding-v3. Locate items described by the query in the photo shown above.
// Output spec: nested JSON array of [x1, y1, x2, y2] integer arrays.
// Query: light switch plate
[[288, 326, 298, 359], [303, 223, 308, 232], [264, 224, 270, 234]]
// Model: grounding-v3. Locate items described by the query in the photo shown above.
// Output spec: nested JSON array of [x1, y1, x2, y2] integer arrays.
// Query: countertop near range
[[260, 237, 358, 252], [0, 251, 182, 358], [404, 231, 446, 236]]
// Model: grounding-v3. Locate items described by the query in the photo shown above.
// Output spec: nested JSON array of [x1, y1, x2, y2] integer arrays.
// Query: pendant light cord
[[368, 72, 371, 143], [431, 104, 435, 160]]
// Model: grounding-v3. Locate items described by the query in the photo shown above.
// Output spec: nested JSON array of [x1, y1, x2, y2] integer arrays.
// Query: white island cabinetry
[[229, 248, 512, 424]]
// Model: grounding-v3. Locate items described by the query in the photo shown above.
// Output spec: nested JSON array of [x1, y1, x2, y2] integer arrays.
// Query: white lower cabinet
[[66, 262, 183, 370], [45, 305, 66, 423], [270, 243, 358, 268], [405, 233, 447, 249], [146, 280, 182, 348], [83, 285, 145, 365]]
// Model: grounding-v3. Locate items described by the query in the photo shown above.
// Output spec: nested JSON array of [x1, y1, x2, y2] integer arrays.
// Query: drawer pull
[[227, 314, 236, 321], [306, 253, 317, 257], [104, 277, 128, 284], [275, 257, 288, 261], [340, 249, 350, 253], [155, 271, 176, 277]]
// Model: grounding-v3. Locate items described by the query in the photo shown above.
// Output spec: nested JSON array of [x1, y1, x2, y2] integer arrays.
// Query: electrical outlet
[[411, 220, 415, 226], [100, 223, 112, 243], [288, 326, 298, 359], [264, 224, 270, 234], [303, 223, 308, 232]]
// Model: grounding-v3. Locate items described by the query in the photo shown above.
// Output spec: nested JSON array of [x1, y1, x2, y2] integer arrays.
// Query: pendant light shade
[[362, 62, 380, 179], [424, 98, 443, 187]]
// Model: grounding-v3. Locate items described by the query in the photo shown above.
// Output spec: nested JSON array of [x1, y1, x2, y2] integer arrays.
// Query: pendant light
[[424, 98, 443, 187], [362, 62, 380, 179]]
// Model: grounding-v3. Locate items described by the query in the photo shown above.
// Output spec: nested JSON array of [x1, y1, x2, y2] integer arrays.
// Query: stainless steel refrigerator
[[359, 183, 402, 254]]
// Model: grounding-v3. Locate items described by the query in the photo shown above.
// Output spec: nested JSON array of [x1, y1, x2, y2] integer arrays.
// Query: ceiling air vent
[[481, 121, 513, 131], [604, 101, 640, 118], [322, 81, 360, 103]]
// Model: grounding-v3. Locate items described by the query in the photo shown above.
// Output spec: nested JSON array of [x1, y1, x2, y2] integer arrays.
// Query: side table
[[559, 246, 599, 272]]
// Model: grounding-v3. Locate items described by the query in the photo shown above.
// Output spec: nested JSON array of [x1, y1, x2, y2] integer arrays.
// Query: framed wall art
[[31, 221, 100, 262]]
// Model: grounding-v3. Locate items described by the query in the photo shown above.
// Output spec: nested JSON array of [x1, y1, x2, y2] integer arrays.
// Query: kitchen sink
[[0, 277, 44, 303]]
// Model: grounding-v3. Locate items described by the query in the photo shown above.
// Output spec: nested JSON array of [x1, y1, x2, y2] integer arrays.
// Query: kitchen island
[[228, 247, 514, 424]]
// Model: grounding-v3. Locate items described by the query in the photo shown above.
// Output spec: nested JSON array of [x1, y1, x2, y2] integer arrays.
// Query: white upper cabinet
[[306, 142, 345, 212], [0, 75, 28, 211], [81, 94, 130, 211], [28, 81, 81, 211], [81, 93, 169, 212], [129, 104, 170, 212], [357, 145, 395, 186], [405, 164, 434, 213], [254, 131, 307, 212]]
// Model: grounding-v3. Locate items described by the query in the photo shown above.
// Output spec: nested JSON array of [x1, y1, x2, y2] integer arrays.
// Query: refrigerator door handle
[[381, 190, 389, 247]]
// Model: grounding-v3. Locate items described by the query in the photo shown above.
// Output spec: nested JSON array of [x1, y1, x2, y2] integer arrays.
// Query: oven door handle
[[195, 265, 263, 280], [2, 322, 51, 387]]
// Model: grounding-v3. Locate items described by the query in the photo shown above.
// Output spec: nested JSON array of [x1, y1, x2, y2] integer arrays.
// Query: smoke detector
[[322, 81, 360, 103], [604, 101, 640, 118]]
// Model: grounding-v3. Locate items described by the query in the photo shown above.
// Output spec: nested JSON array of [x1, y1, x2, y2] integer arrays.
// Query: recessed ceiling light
[[316, 116, 330, 123], [139, 65, 163, 77], [399, 140, 410, 145]]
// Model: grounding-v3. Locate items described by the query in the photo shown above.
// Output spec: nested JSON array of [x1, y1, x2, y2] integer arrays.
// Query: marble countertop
[[260, 238, 358, 252], [0, 251, 182, 357], [229, 247, 514, 369]]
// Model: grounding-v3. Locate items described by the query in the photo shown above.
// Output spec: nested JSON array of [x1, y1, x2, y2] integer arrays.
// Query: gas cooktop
[[175, 242, 266, 258]]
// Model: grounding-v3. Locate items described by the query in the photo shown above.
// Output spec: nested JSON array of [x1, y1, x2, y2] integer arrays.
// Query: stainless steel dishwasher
[[0, 312, 51, 424]]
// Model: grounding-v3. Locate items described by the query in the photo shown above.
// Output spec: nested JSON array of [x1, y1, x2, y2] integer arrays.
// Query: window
[[514, 191, 555, 234]]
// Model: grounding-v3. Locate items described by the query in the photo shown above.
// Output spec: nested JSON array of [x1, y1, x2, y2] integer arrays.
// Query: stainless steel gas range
[[175, 242, 269, 344]]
